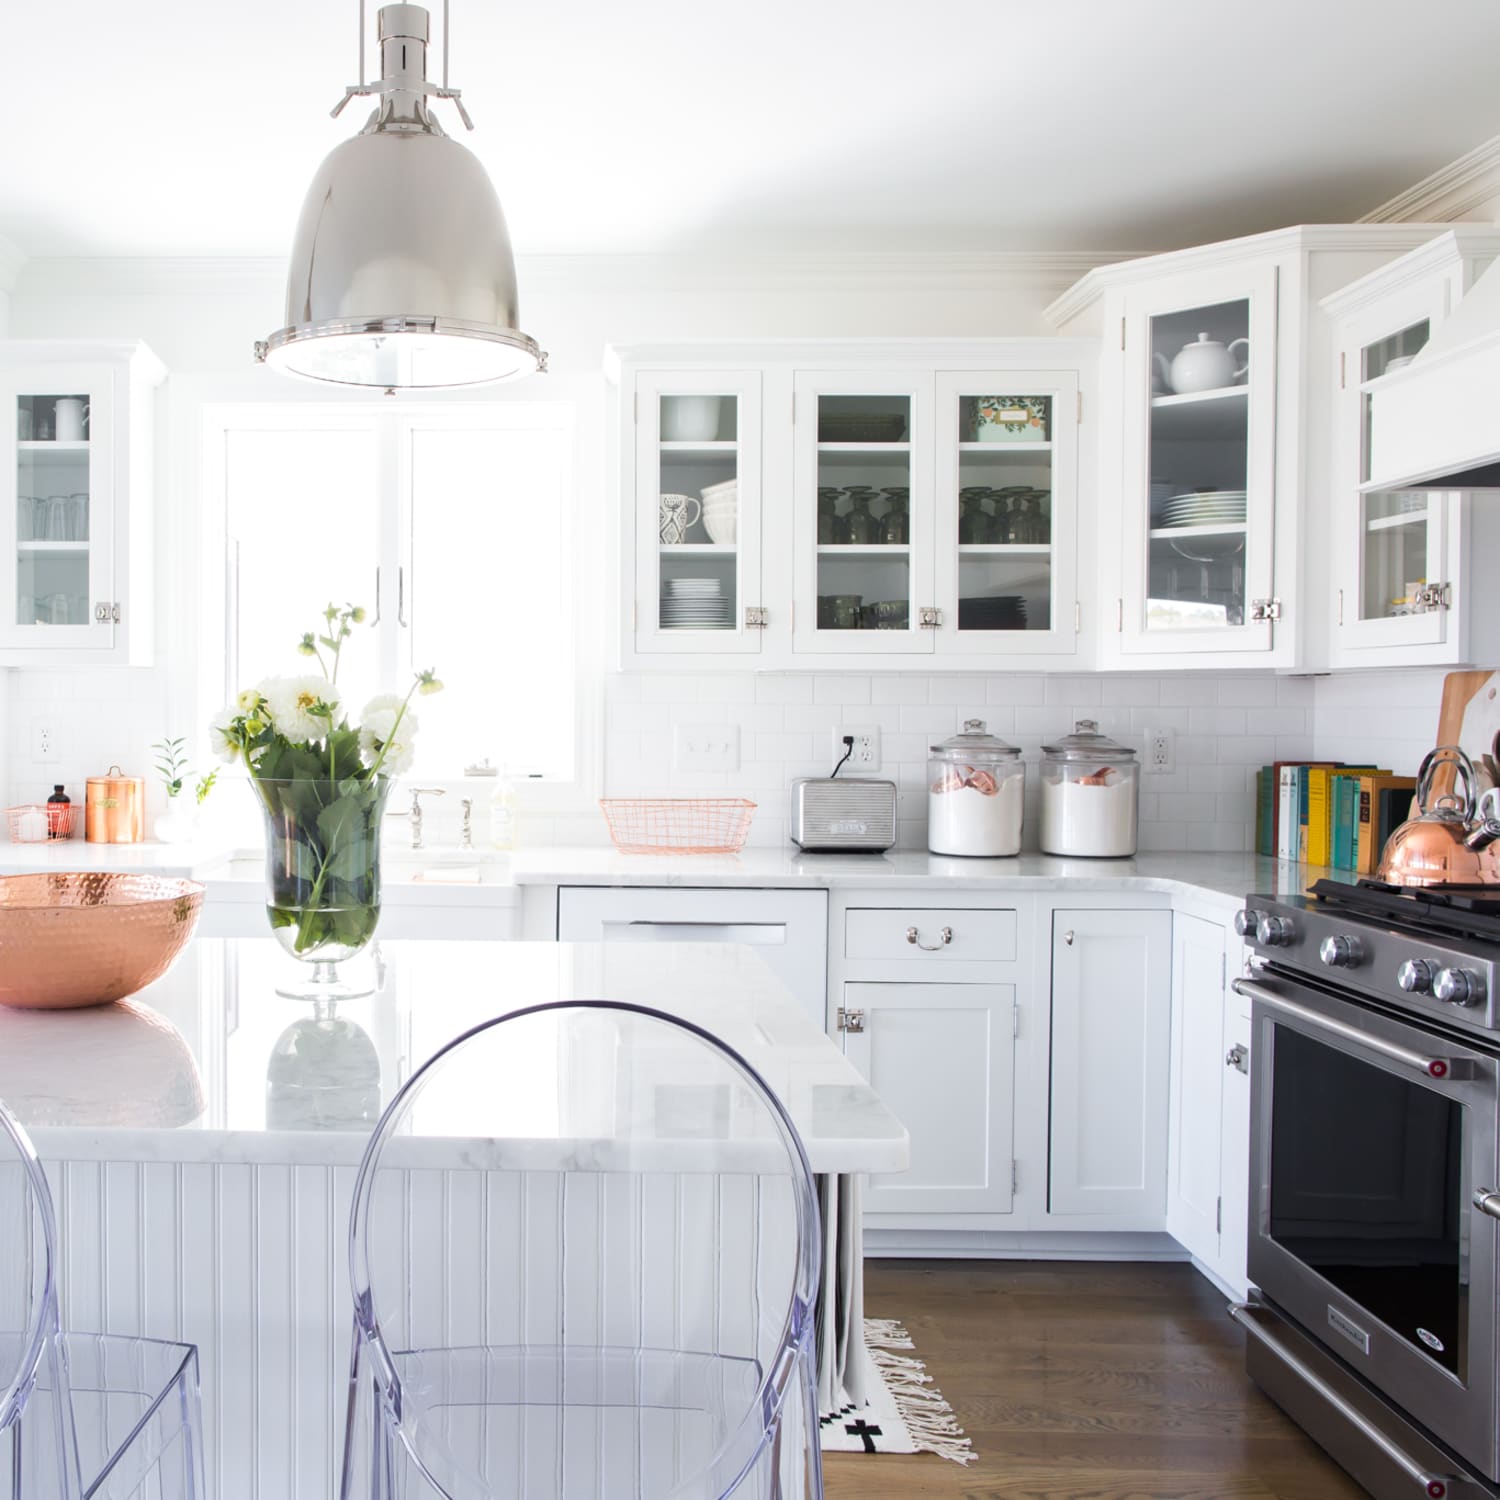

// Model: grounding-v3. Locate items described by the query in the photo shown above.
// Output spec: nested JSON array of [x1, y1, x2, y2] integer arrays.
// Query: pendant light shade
[[256, 3, 544, 389]]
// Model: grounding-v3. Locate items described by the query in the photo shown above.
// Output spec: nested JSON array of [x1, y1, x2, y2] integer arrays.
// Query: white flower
[[358, 693, 418, 773], [209, 706, 241, 764], [235, 687, 261, 714], [259, 674, 342, 744]]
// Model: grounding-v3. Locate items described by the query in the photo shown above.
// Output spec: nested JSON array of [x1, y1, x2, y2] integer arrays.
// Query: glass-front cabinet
[[631, 370, 763, 656], [1118, 265, 1279, 656], [0, 344, 162, 665], [1323, 230, 1500, 667]]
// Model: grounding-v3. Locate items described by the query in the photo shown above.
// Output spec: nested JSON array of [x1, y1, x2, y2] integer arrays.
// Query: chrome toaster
[[790, 777, 897, 853]]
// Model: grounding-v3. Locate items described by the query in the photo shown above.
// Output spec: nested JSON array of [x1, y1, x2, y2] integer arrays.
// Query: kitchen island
[[5, 936, 906, 1500]]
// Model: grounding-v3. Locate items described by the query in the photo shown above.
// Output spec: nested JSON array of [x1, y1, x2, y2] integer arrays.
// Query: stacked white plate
[[661, 577, 733, 629], [1158, 490, 1247, 528]]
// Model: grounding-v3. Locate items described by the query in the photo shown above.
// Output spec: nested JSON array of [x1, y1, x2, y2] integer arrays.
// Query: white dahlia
[[259, 674, 342, 744], [358, 693, 419, 774]]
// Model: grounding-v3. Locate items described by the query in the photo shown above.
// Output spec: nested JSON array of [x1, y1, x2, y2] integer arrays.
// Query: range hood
[[1366, 249, 1500, 491]]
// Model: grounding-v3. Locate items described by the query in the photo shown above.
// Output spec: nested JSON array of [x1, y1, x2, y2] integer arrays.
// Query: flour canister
[[1038, 720, 1139, 857], [85, 765, 145, 843], [927, 720, 1025, 857]]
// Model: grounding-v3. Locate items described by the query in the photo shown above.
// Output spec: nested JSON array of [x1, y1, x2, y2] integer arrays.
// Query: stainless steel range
[[1234, 879, 1500, 1500]]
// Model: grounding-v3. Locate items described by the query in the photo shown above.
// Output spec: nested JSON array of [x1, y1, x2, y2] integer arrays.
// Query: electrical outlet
[[33, 724, 56, 762], [673, 723, 740, 772], [832, 726, 881, 772], [1144, 727, 1174, 774]]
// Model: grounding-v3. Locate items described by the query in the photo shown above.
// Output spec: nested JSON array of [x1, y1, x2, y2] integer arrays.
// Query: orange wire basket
[[599, 798, 756, 855], [7, 803, 79, 842]]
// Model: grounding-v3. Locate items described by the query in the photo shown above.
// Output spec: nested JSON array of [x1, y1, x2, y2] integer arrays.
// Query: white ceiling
[[10, 0, 1500, 261]]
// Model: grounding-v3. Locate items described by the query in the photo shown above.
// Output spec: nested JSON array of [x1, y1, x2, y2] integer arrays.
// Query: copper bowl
[[0, 873, 205, 1010]]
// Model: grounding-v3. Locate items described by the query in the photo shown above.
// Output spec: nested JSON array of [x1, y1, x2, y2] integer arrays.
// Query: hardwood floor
[[823, 1261, 1372, 1500]]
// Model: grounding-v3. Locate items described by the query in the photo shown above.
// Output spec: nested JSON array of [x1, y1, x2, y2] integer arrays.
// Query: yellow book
[[1306, 767, 1335, 866]]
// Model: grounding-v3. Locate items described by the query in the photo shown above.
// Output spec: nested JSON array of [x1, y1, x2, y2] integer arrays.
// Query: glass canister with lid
[[927, 720, 1025, 857], [1039, 719, 1139, 857]]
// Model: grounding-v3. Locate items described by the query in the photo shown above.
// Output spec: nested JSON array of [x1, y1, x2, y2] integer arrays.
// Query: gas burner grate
[[1308, 878, 1500, 946]]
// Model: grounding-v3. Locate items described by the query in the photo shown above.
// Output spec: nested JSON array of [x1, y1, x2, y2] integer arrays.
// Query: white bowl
[[701, 478, 738, 502]]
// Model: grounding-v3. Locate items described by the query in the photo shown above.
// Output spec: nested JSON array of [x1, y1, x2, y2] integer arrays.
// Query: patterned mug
[[659, 493, 701, 546]]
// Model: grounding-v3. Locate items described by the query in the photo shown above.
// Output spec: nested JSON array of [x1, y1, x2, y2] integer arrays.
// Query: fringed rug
[[819, 1318, 975, 1464]]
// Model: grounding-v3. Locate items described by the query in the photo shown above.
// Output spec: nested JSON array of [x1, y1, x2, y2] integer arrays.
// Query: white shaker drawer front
[[844, 907, 1017, 964]]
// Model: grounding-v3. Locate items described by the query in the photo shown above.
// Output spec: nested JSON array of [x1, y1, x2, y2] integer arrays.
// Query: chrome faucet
[[390, 786, 445, 850]]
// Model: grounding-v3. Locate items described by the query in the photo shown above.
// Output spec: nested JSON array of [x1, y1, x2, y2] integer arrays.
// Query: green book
[[1255, 767, 1276, 856]]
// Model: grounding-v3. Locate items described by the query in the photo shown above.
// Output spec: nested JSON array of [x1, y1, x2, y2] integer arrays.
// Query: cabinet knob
[[1063, 930, 1074, 946]]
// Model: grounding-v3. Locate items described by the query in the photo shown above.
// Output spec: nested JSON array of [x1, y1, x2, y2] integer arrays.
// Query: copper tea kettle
[[1377, 745, 1500, 887]]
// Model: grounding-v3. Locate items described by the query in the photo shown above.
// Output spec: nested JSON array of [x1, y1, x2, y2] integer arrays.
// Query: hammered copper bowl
[[0, 873, 205, 1010]]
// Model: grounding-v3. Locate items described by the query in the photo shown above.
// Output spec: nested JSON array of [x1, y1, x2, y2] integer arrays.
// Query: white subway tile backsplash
[[1160, 677, 1221, 707], [986, 676, 1046, 706], [754, 675, 815, 705], [871, 677, 929, 706], [812, 675, 872, 705]]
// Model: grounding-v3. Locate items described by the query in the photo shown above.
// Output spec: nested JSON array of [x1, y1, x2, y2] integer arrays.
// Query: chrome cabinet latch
[[918, 607, 942, 629], [93, 602, 121, 624], [743, 606, 768, 629], [1415, 582, 1452, 612], [836, 1007, 866, 1034], [1249, 598, 1283, 622], [1226, 1044, 1249, 1074], [906, 925, 953, 951]]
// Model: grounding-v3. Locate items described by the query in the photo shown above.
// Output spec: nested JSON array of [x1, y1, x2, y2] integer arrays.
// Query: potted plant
[[151, 737, 198, 844]]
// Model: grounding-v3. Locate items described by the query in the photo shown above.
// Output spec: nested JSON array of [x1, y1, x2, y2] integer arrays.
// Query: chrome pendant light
[[256, 2, 544, 389]]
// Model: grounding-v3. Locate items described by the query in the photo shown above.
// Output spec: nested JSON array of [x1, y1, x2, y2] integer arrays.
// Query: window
[[209, 403, 578, 785]]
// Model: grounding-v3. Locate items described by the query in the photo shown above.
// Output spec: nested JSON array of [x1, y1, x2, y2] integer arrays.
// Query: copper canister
[[85, 765, 145, 843]]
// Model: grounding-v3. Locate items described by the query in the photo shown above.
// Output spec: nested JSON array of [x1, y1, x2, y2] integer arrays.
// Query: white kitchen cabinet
[[1048, 908, 1171, 1220], [1320, 229, 1500, 668], [0, 341, 164, 665], [842, 980, 1015, 1215], [1047, 225, 1449, 670], [609, 340, 1094, 671], [1165, 912, 1229, 1265], [1218, 1000, 1252, 1297]]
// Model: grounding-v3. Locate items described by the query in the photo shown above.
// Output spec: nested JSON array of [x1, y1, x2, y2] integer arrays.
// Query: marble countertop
[[6, 938, 908, 1176]]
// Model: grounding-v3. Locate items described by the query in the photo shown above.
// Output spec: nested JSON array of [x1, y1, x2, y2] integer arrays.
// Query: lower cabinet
[[1048, 909, 1172, 1221], [842, 980, 1015, 1216]]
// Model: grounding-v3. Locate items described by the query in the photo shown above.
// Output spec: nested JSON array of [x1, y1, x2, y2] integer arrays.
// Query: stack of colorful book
[[1254, 762, 1416, 872]]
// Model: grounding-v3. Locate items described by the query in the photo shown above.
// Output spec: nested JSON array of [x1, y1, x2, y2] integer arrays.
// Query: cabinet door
[[933, 370, 1078, 657], [1218, 1003, 1252, 1298], [632, 371, 764, 655], [0, 364, 117, 652], [791, 371, 934, 656], [1049, 909, 1171, 1218], [1165, 913, 1226, 1265], [842, 980, 1013, 1215], [1333, 284, 1464, 664], [1118, 265, 1279, 656]]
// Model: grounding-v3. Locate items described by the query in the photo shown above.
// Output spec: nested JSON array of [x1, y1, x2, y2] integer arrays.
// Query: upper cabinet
[[1047, 225, 1451, 671], [0, 341, 164, 666], [1319, 229, 1500, 669], [611, 342, 1093, 671]]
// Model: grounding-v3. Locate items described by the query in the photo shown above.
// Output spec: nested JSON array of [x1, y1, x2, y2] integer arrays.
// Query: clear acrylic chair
[[340, 1000, 823, 1500], [0, 1097, 205, 1500]]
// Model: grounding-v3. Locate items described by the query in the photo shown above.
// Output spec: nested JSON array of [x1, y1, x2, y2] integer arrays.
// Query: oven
[[1238, 963, 1500, 1486]]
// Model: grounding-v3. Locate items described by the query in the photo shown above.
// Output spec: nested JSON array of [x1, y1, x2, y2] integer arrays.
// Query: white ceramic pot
[[53, 398, 89, 442], [661, 395, 722, 442], [1155, 332, 1249, 395], [153, 803, 197, 845]]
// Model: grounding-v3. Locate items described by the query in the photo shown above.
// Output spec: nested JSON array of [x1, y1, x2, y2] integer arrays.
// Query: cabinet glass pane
[[16, 394, 91, 628], [816, 395, 910, 630], [1146, 300, 1249, 631], [656, 394, 738, 632], [1356, 320, 1433, 623]]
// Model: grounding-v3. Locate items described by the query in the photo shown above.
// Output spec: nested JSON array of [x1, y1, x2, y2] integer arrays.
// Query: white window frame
[[194, 394, 600, 813]]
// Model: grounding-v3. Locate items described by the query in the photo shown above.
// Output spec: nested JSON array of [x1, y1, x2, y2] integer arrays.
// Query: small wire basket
[[599, 797, 756, 855], [7, 802, 79, 842]]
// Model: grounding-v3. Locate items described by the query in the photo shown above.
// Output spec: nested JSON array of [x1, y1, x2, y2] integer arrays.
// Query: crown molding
[[1359, 134, 1500, 225], [1319, 225, 1500, 316], [1044, 223, 1454, 327]]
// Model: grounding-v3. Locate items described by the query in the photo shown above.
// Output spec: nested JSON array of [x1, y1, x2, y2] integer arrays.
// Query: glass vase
[[252, 777, 393, 1001]]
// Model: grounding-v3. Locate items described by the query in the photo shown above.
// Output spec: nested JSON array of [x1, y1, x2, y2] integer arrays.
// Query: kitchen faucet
[[389, 787, 445, 850]]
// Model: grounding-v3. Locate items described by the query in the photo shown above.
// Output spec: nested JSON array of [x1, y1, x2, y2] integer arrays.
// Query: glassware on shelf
[[844, 490, 881, 545], [817, 487, 845, 544], [959, 489, 993, 544]]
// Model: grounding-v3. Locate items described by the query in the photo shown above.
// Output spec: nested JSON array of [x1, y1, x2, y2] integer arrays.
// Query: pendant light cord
[[357, 0, 365, 87]]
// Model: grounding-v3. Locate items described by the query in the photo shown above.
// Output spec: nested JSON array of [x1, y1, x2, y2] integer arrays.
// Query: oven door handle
[[1229, 1303, 1458, 1499], [1232, 978, 1477, 1081], [1475, 1189, 1500, 1221]]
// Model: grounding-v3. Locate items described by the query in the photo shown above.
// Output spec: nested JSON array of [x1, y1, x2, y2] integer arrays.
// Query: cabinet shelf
[[18, 440, 89, 452], [659, 441, 736, 455], [957, 441, 1052, 454], [17, 540, 89, 553], [1150, 385, 1248, 442], [958, 543, 1051, 556], [815, 544, 911, 555], [1148, 522, 1247, 541], [1365, 510, 1427, 533], [658, 542, 737, 554]]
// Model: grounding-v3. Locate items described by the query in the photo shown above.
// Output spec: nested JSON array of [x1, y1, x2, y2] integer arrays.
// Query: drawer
[[844, 907, 1017, 964]]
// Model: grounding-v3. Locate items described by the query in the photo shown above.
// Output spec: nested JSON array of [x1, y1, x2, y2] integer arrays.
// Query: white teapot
[[1154, 332, 1249, 395]]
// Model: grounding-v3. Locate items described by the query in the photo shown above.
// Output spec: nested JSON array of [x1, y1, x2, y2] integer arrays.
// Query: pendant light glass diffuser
[[256, 3, 543, 389]]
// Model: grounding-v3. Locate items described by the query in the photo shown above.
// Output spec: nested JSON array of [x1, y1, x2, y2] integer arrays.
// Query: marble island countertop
[[6, 938, 909, 1176]]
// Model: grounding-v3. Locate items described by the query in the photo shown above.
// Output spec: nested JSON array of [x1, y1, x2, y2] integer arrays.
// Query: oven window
[[1269, 1026, 1466, 1377]]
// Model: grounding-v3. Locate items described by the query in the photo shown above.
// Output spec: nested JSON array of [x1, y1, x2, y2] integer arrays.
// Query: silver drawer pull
[[1475, 1190, 1500, 1222], [906, 925, 953, 951], [1232, 978, 1476, 1082]]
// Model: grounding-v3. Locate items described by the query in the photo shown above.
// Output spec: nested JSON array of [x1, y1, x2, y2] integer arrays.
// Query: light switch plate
[[674, 724, 740, 772]]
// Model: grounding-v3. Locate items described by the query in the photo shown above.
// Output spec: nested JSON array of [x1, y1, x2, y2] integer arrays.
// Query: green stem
[[364, 682, 419, 780]]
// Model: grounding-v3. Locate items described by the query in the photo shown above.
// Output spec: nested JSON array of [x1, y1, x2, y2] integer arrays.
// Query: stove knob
[[1398, 959, 1436, 994], [1234, 908, 1263, 939], [1256, 915, 1296, 948], [1319, 935, 1363, 969], [1434, 968, 1484, 1007]]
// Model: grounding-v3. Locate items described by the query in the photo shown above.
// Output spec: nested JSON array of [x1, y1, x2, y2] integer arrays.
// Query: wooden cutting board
[[1431, 669, 1500, 798]]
